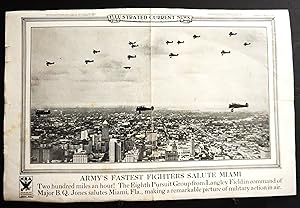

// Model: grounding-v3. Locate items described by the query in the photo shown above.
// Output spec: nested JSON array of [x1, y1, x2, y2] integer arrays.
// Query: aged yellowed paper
[[4, 8, 296, 201]]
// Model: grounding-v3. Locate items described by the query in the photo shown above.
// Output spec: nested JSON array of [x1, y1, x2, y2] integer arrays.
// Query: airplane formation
[[161, 32, 252, 112], [222, 32, 252, 55], [125, 41, 140, 69], [43, 31, 253, 112], [165, 34, 200, 58], [45, 40, 141, 69], [45, 31, 252, 68], [164, 32, 251, 59]]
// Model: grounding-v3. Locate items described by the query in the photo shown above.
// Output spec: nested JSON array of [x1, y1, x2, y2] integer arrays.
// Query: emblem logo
[[19, 176, 33, 198]]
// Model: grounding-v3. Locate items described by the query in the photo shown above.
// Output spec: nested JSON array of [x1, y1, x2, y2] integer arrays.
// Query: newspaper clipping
[[4, 8, 296, 202]]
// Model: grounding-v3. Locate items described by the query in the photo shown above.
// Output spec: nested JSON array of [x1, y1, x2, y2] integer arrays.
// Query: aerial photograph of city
[[30, 26, 270, 164]]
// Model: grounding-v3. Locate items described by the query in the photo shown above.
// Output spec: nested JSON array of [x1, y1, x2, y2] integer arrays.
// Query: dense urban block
[[30, 107, 270, 163]]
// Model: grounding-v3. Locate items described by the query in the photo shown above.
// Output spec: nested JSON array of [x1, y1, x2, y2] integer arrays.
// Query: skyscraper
[[80, 130, 88, 140], [91, 134, 96, 145], [84, 137, 93, 154], [102, 120, 109, 142], [109, 139, 121, 162], [146, 131, 158, 154], [94, 134, 100, 151], [31, 147, 40, 163], [190, 137, 195, 157], [41, 148, 51, 163]]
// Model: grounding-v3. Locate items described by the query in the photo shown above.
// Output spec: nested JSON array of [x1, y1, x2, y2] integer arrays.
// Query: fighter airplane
[[127, 55, 136, 60], [229, 103, 249, 112], [244, 42, 251, 46], [169, 53, 179, 58], [131, 44, 139, 49], [193, 34, 200, 39], [229, 32, 237, 37], [46, 61, 55, 66], [129, 41, 137, 45], [85, 60, 94, 64], [166, 41, 173, 45], [123, 66, 131, 70], [221, 50, 231, 55], [177, 40, 184, 44], [136, 106, 154, 114], [93, 49, 101, 54]]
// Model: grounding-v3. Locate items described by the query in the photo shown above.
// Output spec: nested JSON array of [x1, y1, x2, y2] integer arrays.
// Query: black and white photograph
[[4, 9, 296, 202], [30, 26, 270, 164]]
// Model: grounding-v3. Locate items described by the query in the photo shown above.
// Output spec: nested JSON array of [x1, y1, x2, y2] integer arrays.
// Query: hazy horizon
[[30, 104, 268, 113]]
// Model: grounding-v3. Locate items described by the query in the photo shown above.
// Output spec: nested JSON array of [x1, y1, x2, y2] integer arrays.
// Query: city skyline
[[31, 108, 270, 164], [31, 26, 269, 111]]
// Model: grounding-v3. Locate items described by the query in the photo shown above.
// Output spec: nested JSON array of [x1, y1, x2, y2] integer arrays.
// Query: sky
[[31, 26, 269, 111]]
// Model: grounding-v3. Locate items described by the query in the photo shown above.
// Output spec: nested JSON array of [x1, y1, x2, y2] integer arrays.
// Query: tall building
[[165, 141, 178, 161], [146, 131, 158, 154], [91, 134, 99, 146], [100, 141, 107, 153], [81, 130, 88, 140], [91, 134, 95, 145], [102, 120, 109, 142], [41, 148, 51, 163], [91, 134, 100, 151], [84, 138, 93, 154], [109, 139, 121, 162], [190, 137, 195, 157], [31, 147, 41, 163]]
